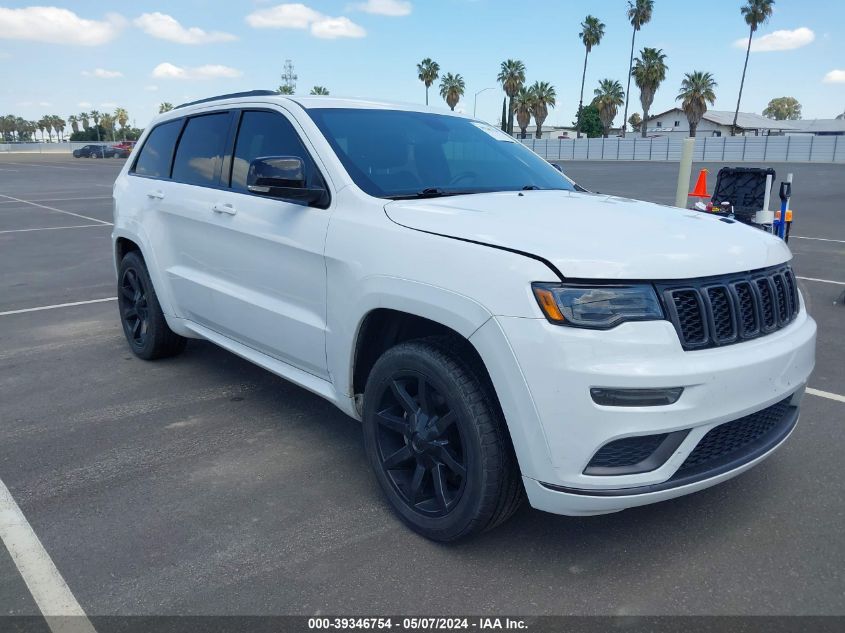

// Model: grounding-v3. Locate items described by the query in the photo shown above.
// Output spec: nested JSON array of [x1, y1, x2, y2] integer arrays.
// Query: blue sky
[[1, 0, 844, 129]]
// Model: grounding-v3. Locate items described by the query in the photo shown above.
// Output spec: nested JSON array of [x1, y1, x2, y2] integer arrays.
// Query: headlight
[[532, 283, 664, 329]]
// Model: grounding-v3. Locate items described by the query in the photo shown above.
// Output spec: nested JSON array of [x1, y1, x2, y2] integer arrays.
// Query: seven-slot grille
[[659, 265, 799, 350]]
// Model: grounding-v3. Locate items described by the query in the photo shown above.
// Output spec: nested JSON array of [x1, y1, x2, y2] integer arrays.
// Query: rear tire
[[117, 251, 186, 360], [362, 336, 523, 541]]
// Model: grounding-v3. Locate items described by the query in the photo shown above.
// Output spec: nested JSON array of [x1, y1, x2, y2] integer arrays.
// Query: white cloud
[[0, 7, 125, 46], [77, 101, 93, 108], [134, 12, 237, 44], [246, 3, 366, 38], [246, 3, 322, 28], [82, 68, 123, 79], [311, 16, 366, 39], [350, 0, 411, 16], [144, 85, 159, 92], [733, 27, 815, 52], [823, 69, 845, 84], [152, 62, 243, 80]]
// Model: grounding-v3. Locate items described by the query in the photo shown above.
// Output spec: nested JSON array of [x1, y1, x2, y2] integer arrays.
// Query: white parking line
[[792, 236, 845, 244], [0, 297, 116, 317], [796, 276, 845, 286], [807, 388, 845, 404], [0, 478, 97, 633], [0, 224, 109, 235], [0, 194, 112, 226], [0, 196, 112, 204]]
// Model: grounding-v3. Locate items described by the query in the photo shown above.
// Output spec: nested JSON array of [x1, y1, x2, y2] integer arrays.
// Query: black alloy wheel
[[363, 337, 524, 541], [119, 267, 149, 350], [372, 371, 467, 517], [117, 251, 186, 360]]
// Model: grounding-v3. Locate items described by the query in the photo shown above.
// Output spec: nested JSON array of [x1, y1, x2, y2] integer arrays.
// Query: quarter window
[[133, 120, 181, 178], [230, 111, 315, 192], [172, 113, 231, 186]]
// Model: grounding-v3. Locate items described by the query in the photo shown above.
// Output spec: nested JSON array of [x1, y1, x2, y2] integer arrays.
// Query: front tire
[[117, 251, 186, 360], [362, 337, 523, 541]]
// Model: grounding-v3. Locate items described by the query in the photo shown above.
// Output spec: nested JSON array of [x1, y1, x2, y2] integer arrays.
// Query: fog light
[[590, 387, 684, 407]]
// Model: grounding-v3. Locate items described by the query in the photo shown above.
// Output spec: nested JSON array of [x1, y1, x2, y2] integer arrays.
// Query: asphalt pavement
[[0, 154, 843, 618]]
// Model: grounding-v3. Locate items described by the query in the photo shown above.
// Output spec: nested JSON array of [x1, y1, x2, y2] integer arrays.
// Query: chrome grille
[[659, 265, 799, 351]]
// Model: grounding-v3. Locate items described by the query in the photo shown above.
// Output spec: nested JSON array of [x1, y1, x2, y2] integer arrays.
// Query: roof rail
[[174, 90, 280, 110]]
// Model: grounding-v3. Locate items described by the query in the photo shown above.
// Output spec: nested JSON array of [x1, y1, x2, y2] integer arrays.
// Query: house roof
[[645, 108, 798, 130], [786, 119, 845, 133]]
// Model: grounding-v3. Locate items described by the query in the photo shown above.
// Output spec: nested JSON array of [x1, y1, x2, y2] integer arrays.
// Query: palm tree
[[732, 0, 775, 135], [497, 59, 526, 135], [593, 79, 625, 137], [512, 87, 535, 138], [310, 86, 330, 95], [439, 73, 465, 111], [577, 15, 605, 138], [38, 117, 52, 142], [277, 86, 294, 95], [677, 71, 717, 137], [51, 116, 66, 142], [622, 0, 654, 138], [79, 112, 90, 131], [416, 58, 440, 106], [68, 115, 79, 135], [89, 110, 102, 142], [158, 103, 174, 113], [529, 81, 556, 139], [101, 114, 116, 141], [632, 47, 668, 137], [114, 107, 129, 134]]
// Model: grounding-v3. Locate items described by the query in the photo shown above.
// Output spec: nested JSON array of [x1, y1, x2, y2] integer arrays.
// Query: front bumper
[[472, 302, 816, 515]]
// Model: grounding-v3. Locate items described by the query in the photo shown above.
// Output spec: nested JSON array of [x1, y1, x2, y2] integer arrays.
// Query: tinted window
[[306, 108, 574, 198], [133, 120, 182, 178], [172, 113, 230, 186], [231, 111, 315, 192]]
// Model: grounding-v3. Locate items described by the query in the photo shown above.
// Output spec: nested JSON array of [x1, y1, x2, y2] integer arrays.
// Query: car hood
[[384, 190, 792, 280]]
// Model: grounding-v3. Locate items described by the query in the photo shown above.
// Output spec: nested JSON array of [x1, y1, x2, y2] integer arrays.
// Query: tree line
[[416, 0, 776, 138], [1, 108, 143, 143]]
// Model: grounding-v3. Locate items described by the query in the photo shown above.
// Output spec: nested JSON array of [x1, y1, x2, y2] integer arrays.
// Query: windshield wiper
[[387, 188, 481, 200], [522, 185, 543, 190]]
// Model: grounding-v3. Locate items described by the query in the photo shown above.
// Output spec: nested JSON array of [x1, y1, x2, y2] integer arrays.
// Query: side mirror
[[247, 156, 327, 205]]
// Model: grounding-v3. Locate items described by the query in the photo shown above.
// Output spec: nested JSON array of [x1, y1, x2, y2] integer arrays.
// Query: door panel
[[163, 107, 331, 379]]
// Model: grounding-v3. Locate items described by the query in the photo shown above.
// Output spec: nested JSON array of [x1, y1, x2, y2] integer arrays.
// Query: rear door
[[156, 110, 236, 324], [190, 107, 332, 379]]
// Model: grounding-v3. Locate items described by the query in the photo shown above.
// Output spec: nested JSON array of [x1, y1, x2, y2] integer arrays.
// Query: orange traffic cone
[[688, 168, 710, 199]]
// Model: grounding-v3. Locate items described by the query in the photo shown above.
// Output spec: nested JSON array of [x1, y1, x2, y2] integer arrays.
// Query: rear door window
[[172, 113, 231, 187], [133, 120, 182, 178], [230, 111, 317, 192]]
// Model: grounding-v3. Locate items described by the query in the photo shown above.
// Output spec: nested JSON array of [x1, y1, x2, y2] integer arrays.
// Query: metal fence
[[520, 135, 845, 163]]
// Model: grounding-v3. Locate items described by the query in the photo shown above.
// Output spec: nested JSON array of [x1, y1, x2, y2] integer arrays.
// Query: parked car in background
[[111, 93, 816, 541], [73, 144, 130, 158], [113, 141, 136, 154], [73, 144, 108, 158]]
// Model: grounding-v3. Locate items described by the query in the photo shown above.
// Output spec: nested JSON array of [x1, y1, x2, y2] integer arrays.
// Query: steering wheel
[[448, 171, 479, 187]]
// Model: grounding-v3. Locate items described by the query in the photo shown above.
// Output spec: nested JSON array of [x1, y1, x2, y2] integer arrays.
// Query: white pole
[[757, 174, 774, 225], [674, 137, 695, 208]]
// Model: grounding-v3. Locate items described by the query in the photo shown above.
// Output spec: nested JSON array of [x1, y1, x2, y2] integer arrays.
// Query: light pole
[[473, 87, 496, 118]]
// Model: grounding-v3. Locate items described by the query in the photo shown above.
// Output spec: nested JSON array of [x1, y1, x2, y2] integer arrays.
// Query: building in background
[[785, 119, 845, 136], [644, 108, 797, 137]]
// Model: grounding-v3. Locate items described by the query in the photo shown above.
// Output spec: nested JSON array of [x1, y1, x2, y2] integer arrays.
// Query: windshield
[[306, 108, 575, 199]]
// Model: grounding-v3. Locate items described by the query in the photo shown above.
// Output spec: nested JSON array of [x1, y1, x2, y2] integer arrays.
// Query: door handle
[[211, 202, 237, 216], [147, 190, 165, 200]]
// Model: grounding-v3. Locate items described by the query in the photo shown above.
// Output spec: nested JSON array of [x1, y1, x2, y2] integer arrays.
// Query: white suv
[[112, 92, 817, 541]]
